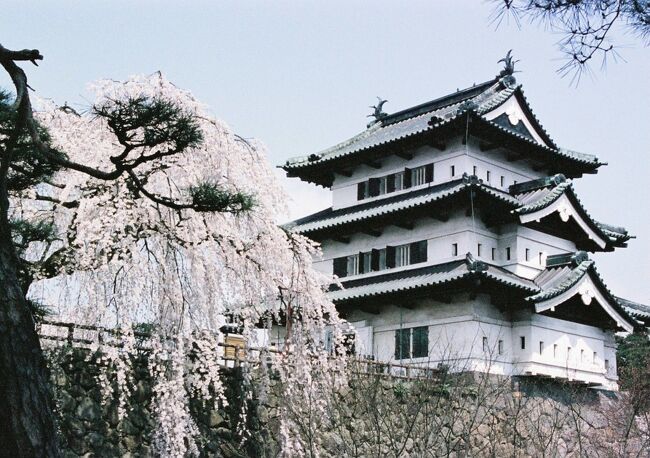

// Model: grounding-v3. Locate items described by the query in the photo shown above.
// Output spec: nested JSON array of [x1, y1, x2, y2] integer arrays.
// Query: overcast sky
[[2, 1, 648, 303]]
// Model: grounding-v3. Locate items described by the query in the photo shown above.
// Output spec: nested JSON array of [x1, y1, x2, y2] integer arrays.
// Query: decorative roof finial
[[498, 50, 520, 77], [367, 97, 388, 127]]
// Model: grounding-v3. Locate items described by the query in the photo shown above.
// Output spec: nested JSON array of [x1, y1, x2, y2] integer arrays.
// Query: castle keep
[[283, 59, 650, 390]]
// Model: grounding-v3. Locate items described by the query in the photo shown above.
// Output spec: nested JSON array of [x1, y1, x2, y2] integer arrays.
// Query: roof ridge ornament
[[498, 50, 519, 88], [462, 173, 482, 185], [465, 252, 488, 273], [367, 97, 389, 128], [457, 99, 478, 114]]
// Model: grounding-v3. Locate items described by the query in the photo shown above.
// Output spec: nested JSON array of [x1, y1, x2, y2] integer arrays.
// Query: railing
[[38, 320, 440, 380]]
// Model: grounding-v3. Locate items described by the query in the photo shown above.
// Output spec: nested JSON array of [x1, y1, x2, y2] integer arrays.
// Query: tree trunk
[[0, 220, 60, 456]]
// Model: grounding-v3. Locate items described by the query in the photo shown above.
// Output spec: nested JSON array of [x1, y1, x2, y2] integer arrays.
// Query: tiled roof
[[284, 78, 511, 170], [287, 174, 628, 251], [616, 297, 650, 322], [283, 75, 602, 177], [329, 250, 639, 329], [529, 259, 593, 303], [287, 175, 519, 234], [527, 253, 639, 329], [329, 254, 537, 302], [512, 176, 630, 247]]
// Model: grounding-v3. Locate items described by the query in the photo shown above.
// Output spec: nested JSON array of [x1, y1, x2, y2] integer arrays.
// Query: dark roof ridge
[[381, 78, 498, 126], [334, 256, 537, 293], [286, 174, 520, 233], [510, 174, 567, 194], [545, 251, 590, 268]]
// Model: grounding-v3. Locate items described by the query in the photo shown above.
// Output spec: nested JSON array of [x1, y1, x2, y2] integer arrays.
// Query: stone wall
[[47, 346, 648, 457], [47, 346, 267, 457]]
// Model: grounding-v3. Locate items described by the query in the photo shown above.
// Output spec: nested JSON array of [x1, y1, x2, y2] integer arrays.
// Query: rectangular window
[[450, 165, 455, 177], [554, 344, 558, 358], [411, 165, 427, 187], [333, 257, 348, 278], [605, 359, 610, 371], [500, 176, 505, 187], [346, 254, 360, 276], [486, 170, 491, 182], [403, 168, 412, 188], [386, 246, 396, 268], [394, 172, 404, 191], [357, 181, 369, 200], [425, 163, 434, 183], [539, 341, 544, 354], [378, 176, 388, 195], [368, 178, 380, 197], [394, 328, 411, 360], [520, 336, 526, 350], [473, 165, 477, 175], [580, 349, 585, 363], [482, 336, 488, 352], [452, 243, 458, 256], [593, 352, 597, 364], [498, 340, 504, 355], [491, 247, 496, 261], [525, 248, 530, 261], [409, 240, 428, 264], [377, 248, 387, 271], [539, 252, 544, 265], [506, 247, 511, 261], [567, 346, 572, 361], [386, 174, 396, 193], [360, 252, 372, 274], [395, 244, 410, 267], [477, 243, 482, 257], [412, 327, 429, 358]]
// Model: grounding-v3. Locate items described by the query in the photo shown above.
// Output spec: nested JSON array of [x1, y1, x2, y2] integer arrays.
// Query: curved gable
[[483, 90, 554, 148]]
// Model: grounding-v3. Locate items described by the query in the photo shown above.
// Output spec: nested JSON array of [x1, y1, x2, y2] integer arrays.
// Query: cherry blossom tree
[[0, 44, 343, 456]]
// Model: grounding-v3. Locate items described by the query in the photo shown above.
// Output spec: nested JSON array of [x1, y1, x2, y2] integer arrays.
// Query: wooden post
[[67, 324, 74, 345]]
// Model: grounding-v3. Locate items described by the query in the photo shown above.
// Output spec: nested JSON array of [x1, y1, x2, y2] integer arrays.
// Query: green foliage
[[10, 218, 57, 249], [617, 332, 650, 371], [189, 182, 255, 214], [616, 332, 650, 389], [94, 96, 203, 152], [393, 381, 408, 399], [27, 299, 52, 323], [0, 89, 65, 191]]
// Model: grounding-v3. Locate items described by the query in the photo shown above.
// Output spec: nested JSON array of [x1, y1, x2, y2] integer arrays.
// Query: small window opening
[[520, 336, 526, 350], [486, 170, 491, 182], [506, 247, 511, 261], [553, 344, 558, 358], [498, 340, 503, 355], [482, 336, 488, 352], [593, 352, 597, 364], [450, 165, 456, 177], [525, 248, 530, 261], [539, 252, 543, 265], [500, 176, 505, 187], [452, 243, 458, 256], [472, 165, 477, 175], [477, 243, 482, 257], [491, 247, 496, 261]]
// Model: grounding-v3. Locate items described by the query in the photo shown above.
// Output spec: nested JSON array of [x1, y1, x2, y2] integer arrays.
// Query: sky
[[2, 1, 649, 303]]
